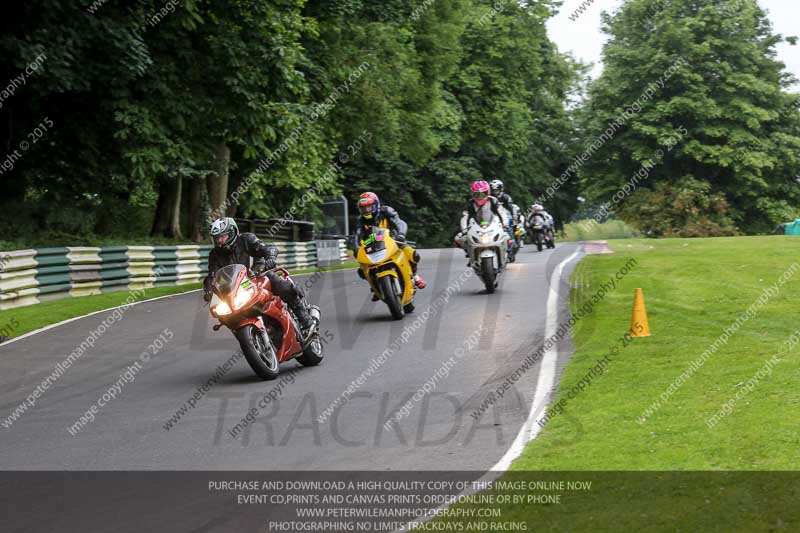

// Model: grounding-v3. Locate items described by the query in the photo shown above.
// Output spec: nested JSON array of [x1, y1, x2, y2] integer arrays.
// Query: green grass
[[516, 236, 799, 471], [0, 284, 204, 339], [561, 218, 641, 241], [0, 262, 358, 339], [430, 236, 800, 531]]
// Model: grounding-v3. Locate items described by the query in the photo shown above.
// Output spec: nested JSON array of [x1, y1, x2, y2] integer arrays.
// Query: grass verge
[[560, 219, 640, 241], [429, 236, 800, 531], [0, 262, 358, 340]]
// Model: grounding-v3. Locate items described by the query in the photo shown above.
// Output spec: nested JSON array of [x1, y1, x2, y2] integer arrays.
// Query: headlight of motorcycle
[[233, 286, 255, 310], [214, 301, 232, 316], [479, 233, 492, 244]]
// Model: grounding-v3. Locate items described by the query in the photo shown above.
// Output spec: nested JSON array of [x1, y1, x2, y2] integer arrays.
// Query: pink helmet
[[471, 180, 490, 206]]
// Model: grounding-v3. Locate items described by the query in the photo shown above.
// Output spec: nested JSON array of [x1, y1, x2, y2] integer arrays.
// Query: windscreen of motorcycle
[[213, 264, 247, 297], [475, 204, 495, 226], [363, 229, 387, 253], [363, 229, 388, 262]]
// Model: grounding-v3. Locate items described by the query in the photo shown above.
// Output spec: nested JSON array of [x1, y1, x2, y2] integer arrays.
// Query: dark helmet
[[210, 217, 239, 249], [358, 191, 381, 221]]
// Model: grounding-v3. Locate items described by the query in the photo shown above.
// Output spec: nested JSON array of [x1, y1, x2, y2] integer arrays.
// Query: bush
[[618, 176, 739, 237], [562, 219, 640, 241]]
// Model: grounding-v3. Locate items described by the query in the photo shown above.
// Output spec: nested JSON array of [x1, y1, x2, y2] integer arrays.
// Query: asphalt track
[[0, 243, 585, 471]]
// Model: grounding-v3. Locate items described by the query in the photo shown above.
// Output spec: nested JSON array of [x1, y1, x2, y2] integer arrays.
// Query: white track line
[[394, 247, 582, 533], [490, 247, 581, 471], [0, 290, 202, 348]]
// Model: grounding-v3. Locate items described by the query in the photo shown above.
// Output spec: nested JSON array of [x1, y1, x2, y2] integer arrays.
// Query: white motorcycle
[[462, 206, 511, 293]]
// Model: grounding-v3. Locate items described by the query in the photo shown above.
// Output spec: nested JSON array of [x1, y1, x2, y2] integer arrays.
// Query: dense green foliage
[[581, 0, 800, 236], [2, 0, 798, 246], [1, 0, 578, 247]]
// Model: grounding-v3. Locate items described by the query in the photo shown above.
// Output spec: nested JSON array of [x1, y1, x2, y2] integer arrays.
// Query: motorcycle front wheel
[[481, 256, 496, 293], [297, 334, 324, 366], [380, 275, 405, 320], [235, 324, 280, 380]]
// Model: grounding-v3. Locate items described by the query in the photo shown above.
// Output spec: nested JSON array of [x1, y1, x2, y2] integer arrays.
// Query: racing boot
[[410, 256, 426, 289], [290, 300, 316, 336]]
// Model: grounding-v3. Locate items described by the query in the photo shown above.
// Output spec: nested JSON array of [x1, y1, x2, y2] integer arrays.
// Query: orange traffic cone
[[630, 288, 651, 337]]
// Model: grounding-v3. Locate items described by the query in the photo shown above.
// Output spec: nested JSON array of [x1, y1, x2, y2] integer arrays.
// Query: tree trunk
[[151, 179, 172, 236], [207, 141, 230, 221], [226, 173, 242, 218], [168, 176, 183, 239], [151, 178, 183, 238], [188, 178, 206, 242]]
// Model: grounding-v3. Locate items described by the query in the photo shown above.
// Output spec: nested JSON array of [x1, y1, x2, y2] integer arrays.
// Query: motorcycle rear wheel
[[235, 324, 280, 380], [380, 276, 405, 320], [481, 256, 496, 293]]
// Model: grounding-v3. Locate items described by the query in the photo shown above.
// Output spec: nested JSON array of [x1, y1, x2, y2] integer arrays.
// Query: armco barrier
[[0, 240, 349, 310]]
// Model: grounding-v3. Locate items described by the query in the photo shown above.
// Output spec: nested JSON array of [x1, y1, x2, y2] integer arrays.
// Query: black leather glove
[[203, 290, 213, 303], [263, 258, 277, 271], [395, 233, 406, 243]]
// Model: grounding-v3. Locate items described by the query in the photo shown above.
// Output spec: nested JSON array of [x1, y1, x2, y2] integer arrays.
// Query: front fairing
[[357, 229, 399, 265]]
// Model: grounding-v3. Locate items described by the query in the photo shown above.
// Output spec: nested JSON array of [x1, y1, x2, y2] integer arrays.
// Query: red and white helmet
[[358, 191, 380, 221]]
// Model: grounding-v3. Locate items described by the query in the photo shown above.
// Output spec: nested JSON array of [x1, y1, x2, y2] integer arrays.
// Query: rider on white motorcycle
[[530, 204, 555, 232], [454, 180, 510, 255]]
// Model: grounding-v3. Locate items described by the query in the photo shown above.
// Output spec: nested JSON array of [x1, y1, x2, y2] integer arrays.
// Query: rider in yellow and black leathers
[[355, 192, 426, 298]]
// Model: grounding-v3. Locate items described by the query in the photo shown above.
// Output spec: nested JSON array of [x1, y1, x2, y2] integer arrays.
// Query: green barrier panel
[[0, 240, 346, 310]]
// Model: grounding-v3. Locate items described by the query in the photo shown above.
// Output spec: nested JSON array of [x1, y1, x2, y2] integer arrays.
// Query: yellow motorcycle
[[357, 228, 416, 319]]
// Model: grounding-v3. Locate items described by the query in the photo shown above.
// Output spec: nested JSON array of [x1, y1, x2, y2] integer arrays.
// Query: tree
[[582, 0, 800, 235]]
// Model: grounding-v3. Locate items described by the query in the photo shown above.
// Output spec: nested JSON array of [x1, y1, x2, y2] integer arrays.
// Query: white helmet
[[210, 217, 240, 249], [532, 204, 543, 211], [490, 179, 504, 195]]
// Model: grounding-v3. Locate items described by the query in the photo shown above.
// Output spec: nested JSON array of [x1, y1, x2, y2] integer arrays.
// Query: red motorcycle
[[208, 264, 323, 380]]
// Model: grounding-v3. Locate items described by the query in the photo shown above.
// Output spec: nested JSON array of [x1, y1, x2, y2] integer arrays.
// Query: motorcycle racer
[[527, 204, 556, 245], [490, 179, 515, 230], [203, 217, 316, 333], [355, 192, 426, 296], [529, 203, 555, 232], [454, 180, 510, 252]]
